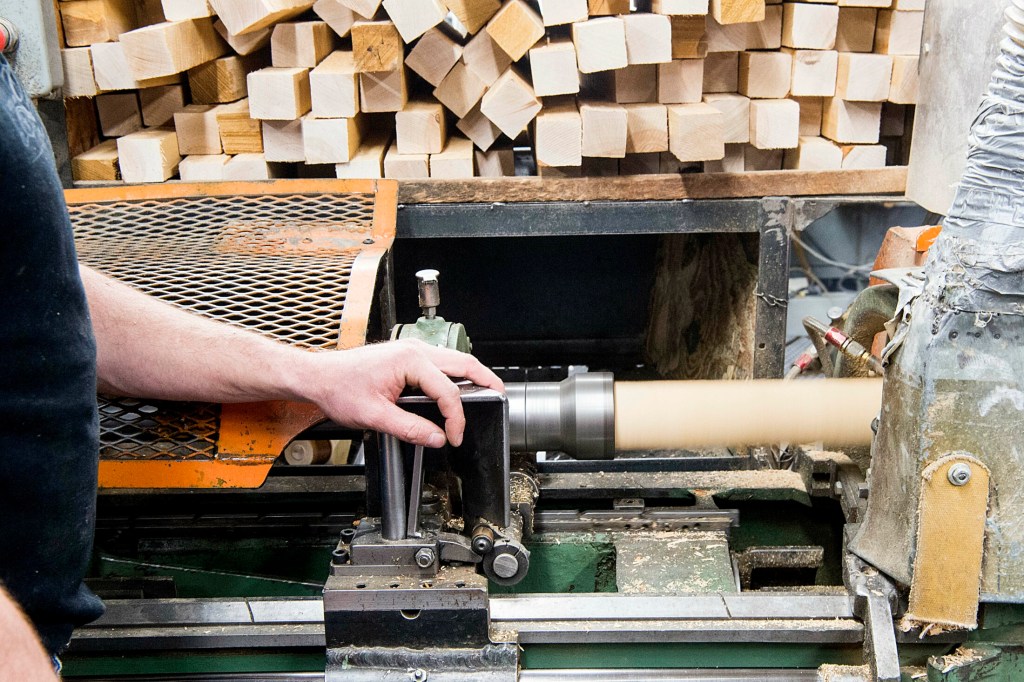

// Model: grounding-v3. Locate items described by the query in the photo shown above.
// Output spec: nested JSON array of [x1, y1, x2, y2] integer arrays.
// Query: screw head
[[414, 547, 435, 568], [491, 553, 519, 579], [948, 463, 972, 486], [410, 669, 428, 682]]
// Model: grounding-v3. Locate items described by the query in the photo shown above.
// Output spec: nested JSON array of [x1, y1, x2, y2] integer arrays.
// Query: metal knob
[[416, 269, 440, 319], [0, 18, 17, 55]]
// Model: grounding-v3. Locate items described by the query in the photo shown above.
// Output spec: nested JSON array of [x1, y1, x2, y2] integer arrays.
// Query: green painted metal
[[393, 317, 472, 352], [490, 541, 616, 594], [63, 651, 324, 678], [520, 643, 865, 669]]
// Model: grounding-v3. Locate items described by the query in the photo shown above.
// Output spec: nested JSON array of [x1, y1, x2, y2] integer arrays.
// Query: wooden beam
[[702, 92, 750, 144], [667, 102, 724, 162], [61, 48, 99, 97], [614, 64, 658, 104], [430, 136, 476, 178], [90, 41, 181, 90], [655, 58, 704, 103], [139, 84, 186, 126], [786, 48, 839, 98], [747, 4, 782, 50], [744, 145, 783, 170], [587, 0, 630, 15], [821, 97, 881, 144], [573, 18, 628, 74], [116, 128, 181, 182], [213, 18, 270, 55], [840, 143, 886, 169], [625, 103, 668, 154], [207, 0, 315, 36], [444, 0, 501, 35], [271, 21, 335, 67], [669, 15, 708, 59], [60, 0, 136, 47], [836, 7, 876, 53], [485, 0, 545, 62], [395, 167, 908, 203], [301, 114, 364, 163], [653, 0, 709, 14], [384, 141, 430, 178], [476, 147, 515, 177], [738, 50, 791, 99], [749, 98, 800, 149], [406, 27, 462, 87], [338, 0, 381, 19], [262, 119, 305, 161], [217, 99, 264, 153], [310, 51, 360, 117], [537, 0, 587, 26], [359, 66, 407, 112], [335, 134, 389, 177], [161, 0, 213, 21], [835, 52, 892, 101], [534, 101, 583, 168], [313, 0, 358, 37], [351, 21, 403, 72], [433, 61, 487, 118], [72, 140, 121, 182], [247, 66, 312, 119], [888, 55, 919, 104], [188, 54, 262, 104], [120, 18, 228, 80], [782, 135, 842, 169], [622, 13, 673, 66], [396, 101, 447, 154], [479, 68, 542, 139], [462, 30, 513, 88], [711, 0, 765, 25], [581, 100, 628, 158], [224, 153, 279, 179], [178, 153, 231, 180], [96, 92, 141, 137], [874, 10, 924, 56], [456, 102, 502, 151], [782, 3, 839, 50], [702, 52, 738, 93], [173, 103, 224, 154], [381, 0, 447, 42], [704, 143, 744, 173]]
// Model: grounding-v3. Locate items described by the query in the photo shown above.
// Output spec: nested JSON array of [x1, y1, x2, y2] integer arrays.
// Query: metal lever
[[406, 445, 425, 538], [379, 434, 407, 541]]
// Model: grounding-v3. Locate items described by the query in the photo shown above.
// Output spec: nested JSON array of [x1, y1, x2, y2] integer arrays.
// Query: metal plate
[[66, 180, 397, 488]]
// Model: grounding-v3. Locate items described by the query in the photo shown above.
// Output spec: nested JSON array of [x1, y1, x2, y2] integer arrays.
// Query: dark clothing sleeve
[[0, 54, 104, 653]]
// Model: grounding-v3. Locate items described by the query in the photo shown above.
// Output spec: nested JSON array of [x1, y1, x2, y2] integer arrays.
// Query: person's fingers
[[417, 345, 505, 392], [373, 400, 448, 448], [406, 360, 467, 447]]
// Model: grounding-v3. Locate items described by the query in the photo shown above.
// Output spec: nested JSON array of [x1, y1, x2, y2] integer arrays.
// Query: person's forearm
[[82, 265, 310, 404]]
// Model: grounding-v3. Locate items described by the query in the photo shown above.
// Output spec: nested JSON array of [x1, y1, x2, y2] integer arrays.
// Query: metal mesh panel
[[69, 191, 379, 461]]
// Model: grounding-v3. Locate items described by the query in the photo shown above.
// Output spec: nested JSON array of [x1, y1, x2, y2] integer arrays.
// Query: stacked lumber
[[61, 0, 922, 182]]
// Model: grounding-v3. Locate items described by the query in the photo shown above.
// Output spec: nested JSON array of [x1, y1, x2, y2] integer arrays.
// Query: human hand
[[298, 339, 504, 448]]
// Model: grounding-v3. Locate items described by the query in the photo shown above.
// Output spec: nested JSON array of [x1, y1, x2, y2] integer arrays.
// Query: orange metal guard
[[66, 179, 398, 489]]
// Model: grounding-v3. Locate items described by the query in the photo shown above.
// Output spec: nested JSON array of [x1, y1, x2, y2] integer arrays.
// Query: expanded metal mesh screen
[[70, 190, 380, 461]]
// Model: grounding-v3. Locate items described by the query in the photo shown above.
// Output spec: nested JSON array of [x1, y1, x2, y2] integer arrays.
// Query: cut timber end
[[534, 102, 583, 168], [247, 67, 312, 120], [668, 102, 725, 162], [711, 0, 765, 25], [430, 137, 476, 178], [396, 101, 448, 155], [72, 140, 121, 182], [581, 100, 628, 158], [485, 0, 545, 62], [119, 18, 228, 80], [445, 0, 501, 35], [271, 21, 335, 68], [351, 21, 403, 72], [406, 27, 463, 87], [749, 98, 800, 150], [480, 69, 542, 139], [207, 0, 315, 36], [573, 17, 628, 74], [310, 50, 360, 118], [116, 128, 181, 183]]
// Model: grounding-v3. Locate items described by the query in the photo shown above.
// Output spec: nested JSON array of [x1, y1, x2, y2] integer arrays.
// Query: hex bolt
[[948, 463, 972, 487], [410, 669, 428, 682], [492, 553, 519, 579], [414, 547, 435, 568]]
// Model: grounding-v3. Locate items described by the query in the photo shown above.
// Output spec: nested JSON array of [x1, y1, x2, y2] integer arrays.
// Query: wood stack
[[61, 0, 922, 182]]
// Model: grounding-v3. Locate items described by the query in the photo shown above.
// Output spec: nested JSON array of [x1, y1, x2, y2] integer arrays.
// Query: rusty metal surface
[[65, 180, 397, 488]]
